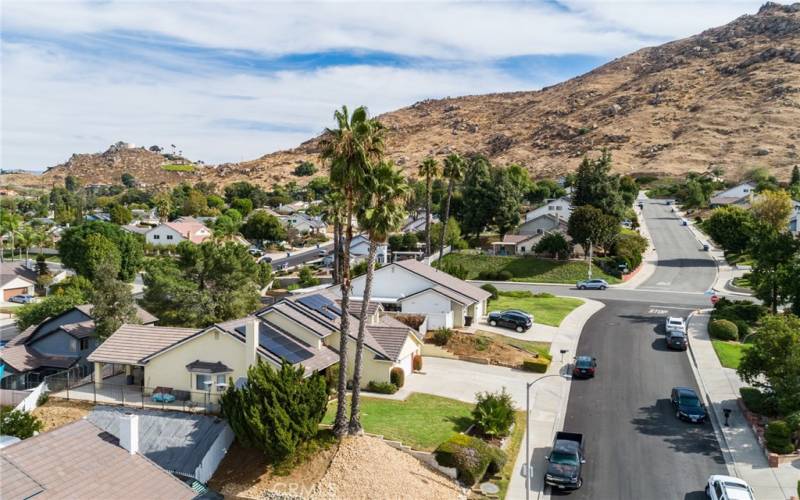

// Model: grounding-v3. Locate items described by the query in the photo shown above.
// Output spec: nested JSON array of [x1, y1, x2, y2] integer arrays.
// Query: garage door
[[3, 287, 28, 301], [398, 352, 414, 376]]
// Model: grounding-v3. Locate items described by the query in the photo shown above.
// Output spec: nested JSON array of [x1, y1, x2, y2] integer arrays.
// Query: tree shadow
[[684, 491, 707, 500], [445, 415, 474, 431], [651, 258, 716, 268]]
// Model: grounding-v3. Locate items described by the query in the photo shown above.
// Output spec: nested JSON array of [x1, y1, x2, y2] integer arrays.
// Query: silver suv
[[665, 316, 686, 334]]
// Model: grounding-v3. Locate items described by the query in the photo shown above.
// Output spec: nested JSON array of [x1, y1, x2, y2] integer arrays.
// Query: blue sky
[[1, 0, 765, 171]]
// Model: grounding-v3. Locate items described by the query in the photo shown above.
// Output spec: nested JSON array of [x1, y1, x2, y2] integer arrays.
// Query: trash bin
[[464, 316, 473, 327], [126, 374, 134, 385], [703, 244, 710, 251]]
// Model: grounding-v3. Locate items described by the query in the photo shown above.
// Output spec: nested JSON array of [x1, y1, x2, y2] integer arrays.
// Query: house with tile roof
[[279, 212, 328, 234], [0, 262, 36, 302], [88, 289, 421, 403], [145, 216, 212, 246], [0, 304, 157, 388], [523, 196, 572, 223], [491, 233, 542, 256], [709, 181, 756, 207], [344, 259, 491, 329]]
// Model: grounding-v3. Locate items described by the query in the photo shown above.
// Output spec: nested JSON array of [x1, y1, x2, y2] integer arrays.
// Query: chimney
[[245, 317, 258, 368], [119, 413, 139, 455]]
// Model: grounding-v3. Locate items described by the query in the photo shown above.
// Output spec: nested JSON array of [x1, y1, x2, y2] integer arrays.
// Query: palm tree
[[16, 225, 36, 263], [418, 157, 439, 257], [438, 153, 464, 260], [321, 191, 345, 285], [349, 161, 408, 435], [0, 213, 21, 261], [319, 105, 385, 437]]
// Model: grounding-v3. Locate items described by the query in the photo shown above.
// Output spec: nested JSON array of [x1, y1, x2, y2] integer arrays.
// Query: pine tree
[[790, 165, 800, 186]]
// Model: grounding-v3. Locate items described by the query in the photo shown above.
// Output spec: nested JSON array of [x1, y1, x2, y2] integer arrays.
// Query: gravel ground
[[31, 399, 94, 432], [311, 436, 466, 500]]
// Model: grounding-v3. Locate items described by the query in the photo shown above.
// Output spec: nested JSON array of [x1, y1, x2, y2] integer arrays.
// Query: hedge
[[412, 354, 423, 372], [521, 358, 550, 373], [367, 381, 398, 394], [739, 387, 779, 417], [709, 319, 738, 341], [434, 434, 507, 486], [481, 283, 499, 300], [765, 420, 795, 454], [477, 270, 512, 281], [431, 328, 453, 346], [390, 367, 405, 388]]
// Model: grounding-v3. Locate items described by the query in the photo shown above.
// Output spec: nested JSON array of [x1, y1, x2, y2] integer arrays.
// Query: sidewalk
[[686, 311, 798, 500], [506, 298, 605, 500], [616, 194, 658, 289]]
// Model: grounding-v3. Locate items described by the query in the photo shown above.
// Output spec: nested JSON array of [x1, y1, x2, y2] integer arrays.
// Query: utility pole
[[587, 239, 593, 280]]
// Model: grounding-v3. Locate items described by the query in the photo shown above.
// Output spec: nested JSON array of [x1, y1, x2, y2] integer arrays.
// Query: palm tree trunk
[[333, 198, 354, 438], [332, 220, 340, 285], [438, 180, 454, 261], [425, 179, 432, 257], [349, 240, 377, 435]]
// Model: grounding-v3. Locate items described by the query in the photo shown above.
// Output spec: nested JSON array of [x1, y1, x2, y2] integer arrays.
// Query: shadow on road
[[683, 490, 707, 500], [630, 399, 726, 464], [650, 338, 672, 352], [649, 258, 716, 268]]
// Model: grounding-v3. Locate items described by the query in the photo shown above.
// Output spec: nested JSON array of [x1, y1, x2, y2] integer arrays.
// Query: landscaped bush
[[765, 420, 795, 454], [740, 387, 779, 417], [366, 381, 398, 394], [0, 408, 43, 439], [712, 298, 767, 325], [477, 270, 512, 281], [390, 367, 405, 388], [437, 261, 469, 280], [709, 319, 738, 341], [472, 388, 515, 438], [413, 354, 423, 372], [434, 434, 507, 486], [521, 358, 550, 373], [732, 319, 750, 338], [532, 292, 555, 298], [431, 328, 453, 346], [481, 283, 499, 300]]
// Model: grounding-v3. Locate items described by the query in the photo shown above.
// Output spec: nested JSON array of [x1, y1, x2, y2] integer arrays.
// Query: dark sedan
[[670, 387, 707, 423], [487, 310, 533, 333], [572, 356, 597, 378], [666, 330, 687, 350]]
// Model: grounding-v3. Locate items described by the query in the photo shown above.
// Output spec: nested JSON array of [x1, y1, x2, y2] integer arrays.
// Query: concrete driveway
[[467, 317, 558, 343]]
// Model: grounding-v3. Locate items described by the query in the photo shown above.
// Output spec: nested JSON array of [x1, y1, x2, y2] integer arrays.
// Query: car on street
[[544, 431, 585, 490], [665, 316, 686, 334], [248, 247, 264, 257], [317, 248, 327, 257], [705, 475, 755, 500], [576, 279, 608, 290], [258, 255, 273, 264], [8, 294, 35, 304], [487, 310, 533, 332], [666, 330, 688, 350], [671, 387, 707, 423], [572, 356, 597, 378]]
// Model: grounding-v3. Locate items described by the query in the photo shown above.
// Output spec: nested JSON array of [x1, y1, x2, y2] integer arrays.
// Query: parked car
[[248, 247, 264, 257], [8, 294, 35, 304], [670, 387, 707, 423], [572, 356, 597, 378], [258, 255, 273, 264], [576, 279, 608, 290], [665, 330, 687, 350], [705, 475, 755, 500], [544, 431, 585, 490], [487, 310, 533, 332], [317, 248, 328, 257], [665, 316, 686, 334]]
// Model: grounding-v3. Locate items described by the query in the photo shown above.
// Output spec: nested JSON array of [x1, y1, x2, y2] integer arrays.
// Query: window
[[196, 374, 212, 390], [79, 338, 90, 350], [166, 235, 173, 240], [153, 234, 160, 240], [556, 206, 562, 210], [520, 246, 526, 253], [216, 374, 227, 390]]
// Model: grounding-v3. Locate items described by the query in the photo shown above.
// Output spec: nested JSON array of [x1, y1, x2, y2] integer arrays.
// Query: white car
[[665, 316, 686, 334], [705, 475, 755, 500]]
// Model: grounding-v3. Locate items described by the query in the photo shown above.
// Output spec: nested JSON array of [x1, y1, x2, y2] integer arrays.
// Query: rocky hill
[[229, 2, 800, 185], [40, 142, 205, 187]]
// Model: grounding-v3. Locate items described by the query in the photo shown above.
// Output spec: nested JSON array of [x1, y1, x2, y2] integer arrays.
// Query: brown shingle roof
[[0, 262, 37, 289], [75, 304, 158, 325], [395, 259, 491, 303], [88, 324, 200, 365], [0, 345, 77, 372], [0, 419, 195, 500], [59, 320, 96, 339], [337, 298, 381, 317], [366, 325, 412, 362]]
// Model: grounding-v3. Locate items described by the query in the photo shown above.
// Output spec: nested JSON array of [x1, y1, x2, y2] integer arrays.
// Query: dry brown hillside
[[229, 2, 800, 185]]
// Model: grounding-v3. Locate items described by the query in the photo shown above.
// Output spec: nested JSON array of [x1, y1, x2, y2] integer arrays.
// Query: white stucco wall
[[146, 225, 185, 246], [350, 264, 432, 299], [324, 332, 394, 385]]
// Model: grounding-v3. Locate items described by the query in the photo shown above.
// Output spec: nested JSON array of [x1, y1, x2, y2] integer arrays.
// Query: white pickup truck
[[665, 316, 686, 334]]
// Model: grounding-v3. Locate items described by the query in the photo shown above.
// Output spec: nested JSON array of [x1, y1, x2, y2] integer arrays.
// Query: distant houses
[[709, 181, 756, 208], [145, 216, 212, 246]]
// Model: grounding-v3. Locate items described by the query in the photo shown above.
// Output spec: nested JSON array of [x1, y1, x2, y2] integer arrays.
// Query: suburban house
[[491, 234, 542, 256], [280, 213, 327, 234], [276, 200, 310, 215], [709, 181, 756, 207], [145, 216, 212, 246], [0, 304, 157, 387], [88, 289, 421, 402], [345, 259, 491, 329], [83, 212, 112, 222], [131, 208, 160, 226], [0, 418, 196, 499], [401, 213, 439, 234], [523, 197, 572, 223], [1, 263, 36, 301], [517, 212, 569, 236], [350, 234, 389, 265]]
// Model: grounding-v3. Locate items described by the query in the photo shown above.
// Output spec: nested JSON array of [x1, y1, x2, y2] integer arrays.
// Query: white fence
[[192, 423, 235, 483], [14, 382, 46, 412], [426, 245, 452, 265], [0, 382, 47, 412]]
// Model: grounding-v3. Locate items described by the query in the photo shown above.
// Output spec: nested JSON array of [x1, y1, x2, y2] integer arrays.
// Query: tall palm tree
[[16, 225, 36, 263], [0, 213, 21, 262], [319, 105, 385, 437], [349, 161, 408, 435], [321, 191, 345, 285], [418, 157, 439, 257], [438, 153, 464, 260]]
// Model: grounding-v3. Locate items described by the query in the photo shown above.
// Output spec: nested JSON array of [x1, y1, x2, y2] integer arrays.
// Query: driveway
[[467, 317, 558, 343]]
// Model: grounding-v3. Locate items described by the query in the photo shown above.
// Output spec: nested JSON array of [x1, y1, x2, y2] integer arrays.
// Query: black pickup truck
[[544, 431, 585, 490]]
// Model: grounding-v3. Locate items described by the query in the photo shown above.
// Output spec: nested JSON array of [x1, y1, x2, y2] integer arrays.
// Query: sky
[[1, 0, 767, 171]]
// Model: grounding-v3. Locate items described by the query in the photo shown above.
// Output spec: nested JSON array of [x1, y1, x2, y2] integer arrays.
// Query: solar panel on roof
[[258, 326, 311, 363], [297, 294, 340, 320]]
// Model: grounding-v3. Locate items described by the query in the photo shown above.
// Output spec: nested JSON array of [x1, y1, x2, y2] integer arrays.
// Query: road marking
[[648, 308, 668, 315], [648, 305, 695, 311], [656, 281, 672, 286]]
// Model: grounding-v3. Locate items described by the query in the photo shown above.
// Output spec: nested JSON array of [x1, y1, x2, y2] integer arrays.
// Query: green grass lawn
[[732, 276, 751, 288], [712, 340, 750, 369], [161, 163, 196, 172], [474, 330, 552, 360], [440, 253, 620, 284], [488, 293, 584, 327], [322, 393, 472, 451]]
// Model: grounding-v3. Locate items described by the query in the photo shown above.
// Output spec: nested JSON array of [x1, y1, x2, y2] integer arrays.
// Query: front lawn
[[321, 393, 472, 451], [439, 253, 620, 284], [488, 292, 584, 327], [711, 340, 750, 369]]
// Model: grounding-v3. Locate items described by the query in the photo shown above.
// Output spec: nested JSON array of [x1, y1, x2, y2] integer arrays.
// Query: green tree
[[567, 205, 621, 253], [535, 232, 571, 259], [751, 190, 793, 232], [349, 161, 408, 434], [241, 211, 286, 242], [297, 266, 320, 288], [153, 191, 172, 222], [319, 104, 384, 437], [212, 214, 240, 238], [121, 173, 136, 188], [438, 153, 465, 259], [65, 175, 80, 192], [431, 217, 466, 250], [489, 166, 522, 238], [705, 206, 754, 253], [738, 314, 800, 414], [84, 233, 122, 280], [224, 181, 268, 208], [307, 177, 331, 200], [231, 198, 254, 216], [59, 222, 143, 282], [206, 194, 225, 210], [460, 156, 494, 239], [572, 150, 625, 217], [182, 189, 208, 216], [220, 360, 328, 463], [15, 280, 89, 330], [418, 157, 440, 257], [790, 165, 800, 187], [748, 227, 799, 313], [109, 203, 133, 225], [293, 161, 318, 176], [91, 260, 139, 340]]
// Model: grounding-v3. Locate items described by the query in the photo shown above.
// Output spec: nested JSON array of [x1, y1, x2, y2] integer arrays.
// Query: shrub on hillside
[[431, 328, 453, 346], [477, 270, 512, 281], [481, 283, 499, 300], [709, 319, 738, 341], [434, 434, 507, 486], [472, 388, 515, 438], [366, 381, 398, 394], [0, 408, 43, 439], [438, 262, 469, 280], [765, 420, 795, 454], [390, 367, 405, 388], [712, 298, 767, 325]]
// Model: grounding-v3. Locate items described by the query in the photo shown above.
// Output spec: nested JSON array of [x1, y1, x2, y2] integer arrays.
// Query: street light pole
[[525, 373, 569, 500], [587, 239, 593, 280]]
